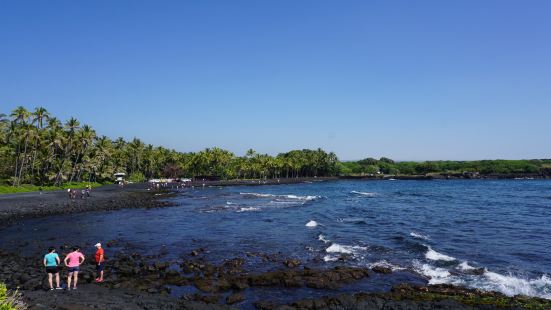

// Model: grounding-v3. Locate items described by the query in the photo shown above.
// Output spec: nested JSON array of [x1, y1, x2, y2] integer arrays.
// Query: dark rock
[[371, 266, 392, 274], [58, 304, 95, 310], [226, 293, 245, 305], [283, 259, 301, 268]]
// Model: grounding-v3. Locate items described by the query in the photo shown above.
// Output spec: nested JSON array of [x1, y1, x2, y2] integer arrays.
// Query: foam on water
[[337, 218, 367, 224], [410, 232, 430, 240], [318, 234, 330, 244], [305, 220, 318, 227], [325, 243, 367, 255], [240, 192, 275, 198], [236, 207, 260, 212], [480, 271, 551, 299], [350, 191, 376, 197], [458, 261, 476, 271], [425, 246, 456, 262], [323, 255, 338, 262], [413, 260, 452, 285], [240, 192, 321, 201], [368, 260, 405, 271], [413, 256, 551, 299]]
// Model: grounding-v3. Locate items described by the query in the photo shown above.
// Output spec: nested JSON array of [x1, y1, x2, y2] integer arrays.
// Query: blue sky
[[1, 1, 550, 160]]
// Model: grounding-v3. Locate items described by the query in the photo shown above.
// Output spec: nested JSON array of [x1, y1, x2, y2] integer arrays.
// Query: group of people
[[43, 242, 105, 290], [67, 185, 92, 199]]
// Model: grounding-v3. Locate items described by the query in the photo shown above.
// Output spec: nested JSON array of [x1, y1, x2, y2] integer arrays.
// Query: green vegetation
[[0, 283, 24, 310], [2, 106, 548, 192], [0, 107, 339, 190], [0, 182, 103, 195], [341, 158, 551, 176]]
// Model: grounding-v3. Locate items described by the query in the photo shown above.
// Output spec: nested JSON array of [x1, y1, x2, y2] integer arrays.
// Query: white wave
[[351, 191, 376, 197], [226, 201, 237, 205], [410, 232, 430, 240], [236, 207, 260, 212], [305, 220, 318, 227], [425, 246, 456, 262], [323, 255, 338, 262], [337, 217, 367, 224], [481, 271, 551, 299], [413, 261, 452, 285], [368, 260, 405, 271], [325, 243, 367, 254], [240, 192, 275, 198], [240, 192, 321, 201], [318, 234, 330, 243], [286, 194, 321, 201], [413, 259, 551, 299], [458, 261, 476, 271]]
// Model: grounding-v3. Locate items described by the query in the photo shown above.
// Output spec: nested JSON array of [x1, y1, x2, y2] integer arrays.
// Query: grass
[[0, 182, 104, 195]]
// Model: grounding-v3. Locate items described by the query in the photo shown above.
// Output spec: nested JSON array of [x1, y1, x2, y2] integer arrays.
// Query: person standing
[[94, 243, 105, 282], [43, 247, 62, 290], [64, 246, 85, 290]]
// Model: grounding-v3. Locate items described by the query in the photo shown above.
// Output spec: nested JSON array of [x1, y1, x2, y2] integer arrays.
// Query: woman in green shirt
[[43, 247, 62, 290]]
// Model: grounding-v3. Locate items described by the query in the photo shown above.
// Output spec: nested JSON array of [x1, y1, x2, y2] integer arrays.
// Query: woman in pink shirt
[[64, 246, 85, 290]]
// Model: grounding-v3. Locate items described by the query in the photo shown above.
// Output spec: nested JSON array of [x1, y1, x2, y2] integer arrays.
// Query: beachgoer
[[94, 243, 105, 282], [43, 247, 62, 290], [64, 246, 85, 290]]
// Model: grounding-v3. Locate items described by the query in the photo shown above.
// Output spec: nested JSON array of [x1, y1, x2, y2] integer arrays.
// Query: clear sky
[[1, 1, 550, 161]]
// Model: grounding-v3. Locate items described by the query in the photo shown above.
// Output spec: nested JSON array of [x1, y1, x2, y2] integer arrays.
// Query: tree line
[[0, 107, 340, 186], [340, 157, 551, 176], [2, 106, 548, 187]]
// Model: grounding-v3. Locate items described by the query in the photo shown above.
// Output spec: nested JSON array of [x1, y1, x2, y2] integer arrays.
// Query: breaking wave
[[368, 260, 405, 271], [325, 243, 367, 254], [350, 191, 376, 197], [305, 220, 318, 227], [318, 234, 330, 244], [240, 192, 321, 201], [236, 207, 260, 212], [410, 232, 430, 240], [413, 260, 452, 285], [425, 246, 456, 262], [481, 272, 551, 299]]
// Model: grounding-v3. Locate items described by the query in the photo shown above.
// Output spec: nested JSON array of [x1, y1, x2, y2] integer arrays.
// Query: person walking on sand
[[94, 243, 105, 282], [43, 247, 62, 290], [64, 246, 85, 290]]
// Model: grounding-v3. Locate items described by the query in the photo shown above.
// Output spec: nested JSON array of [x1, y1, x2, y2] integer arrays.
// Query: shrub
[[128, 172, 145, 183], [0, 283, 26, 310]]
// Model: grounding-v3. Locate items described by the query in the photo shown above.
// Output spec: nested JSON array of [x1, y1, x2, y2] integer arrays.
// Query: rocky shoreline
[[2, 183, 551, 309], [1, 246, 550, 310]]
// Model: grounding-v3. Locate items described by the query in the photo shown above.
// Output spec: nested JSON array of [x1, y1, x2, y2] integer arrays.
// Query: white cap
[[95, 243, 101, 247]]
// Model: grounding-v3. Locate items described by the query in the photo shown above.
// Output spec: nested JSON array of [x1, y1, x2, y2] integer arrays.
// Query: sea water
[[1, 179, 551, 299]]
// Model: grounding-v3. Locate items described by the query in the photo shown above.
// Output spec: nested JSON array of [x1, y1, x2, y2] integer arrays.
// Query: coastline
[[1, 179, 550, 309], [0, 178, 336, 226], [0, 183, 176, 228], [1, 246, 549, 309]]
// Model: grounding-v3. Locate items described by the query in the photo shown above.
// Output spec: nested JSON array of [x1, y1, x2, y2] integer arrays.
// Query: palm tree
[[53, 117, 80, 185], [10, 106, 31, 185], [29, 107, 50, 180]]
